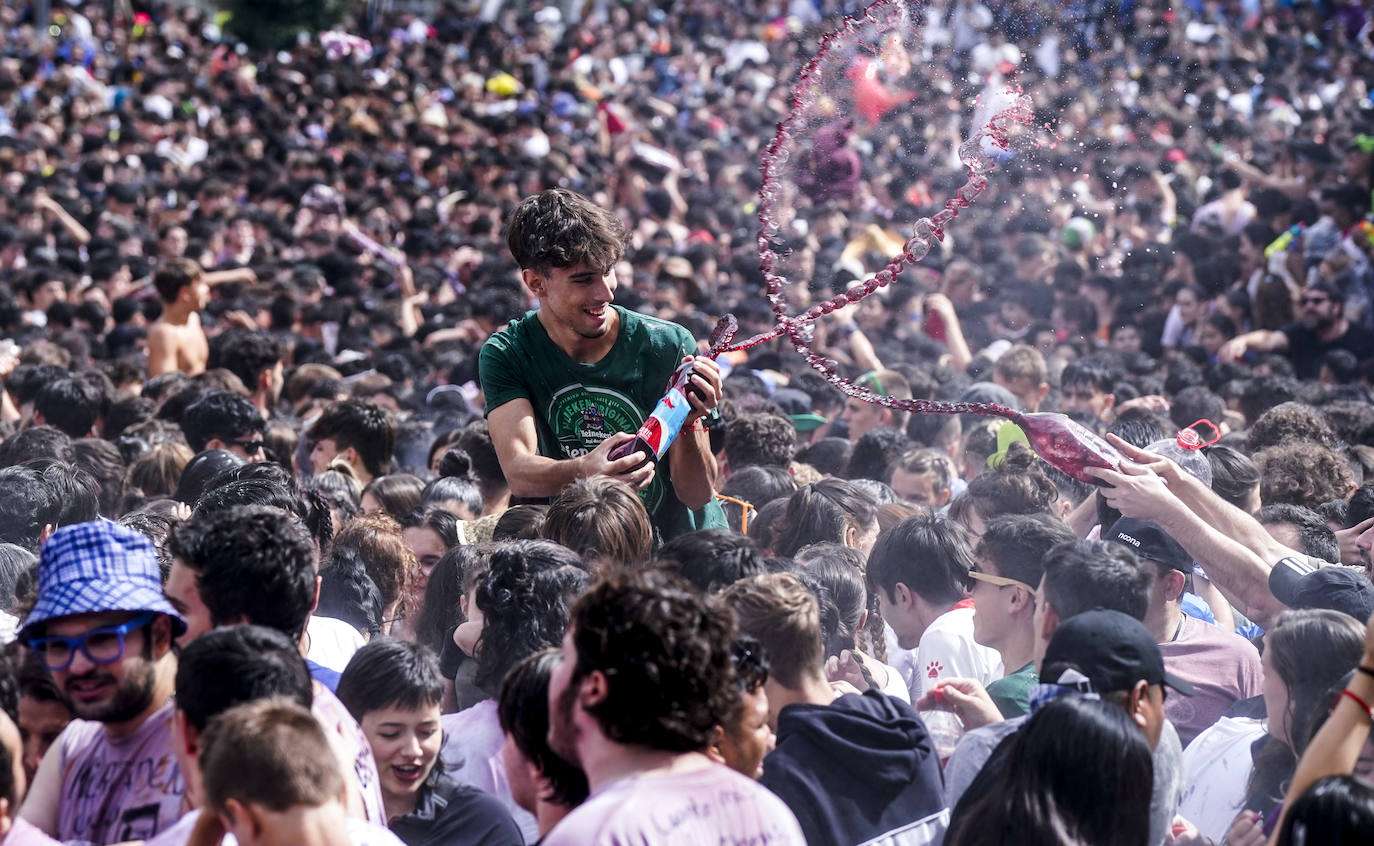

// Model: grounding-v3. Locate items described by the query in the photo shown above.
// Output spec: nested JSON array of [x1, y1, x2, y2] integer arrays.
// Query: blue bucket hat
[[19, 521, 186, 642]]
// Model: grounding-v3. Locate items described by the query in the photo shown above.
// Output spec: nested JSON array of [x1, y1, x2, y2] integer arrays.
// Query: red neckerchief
[[951, 598, 975, 612]]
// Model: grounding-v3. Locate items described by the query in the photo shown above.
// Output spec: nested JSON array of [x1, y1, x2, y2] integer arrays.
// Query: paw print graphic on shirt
[[926, 661, 944, 679]]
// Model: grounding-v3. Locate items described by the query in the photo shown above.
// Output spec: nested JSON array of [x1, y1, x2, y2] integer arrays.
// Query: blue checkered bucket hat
[[19, 521, 186, 642]]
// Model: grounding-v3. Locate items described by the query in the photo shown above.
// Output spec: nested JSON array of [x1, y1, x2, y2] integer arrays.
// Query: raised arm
[[1217, 329, 1289, 363], [34, 194, 90, 246], [1087, 457, 1288, 627], [1267, 611, 1374, 844], [666, 356, 723, 510]]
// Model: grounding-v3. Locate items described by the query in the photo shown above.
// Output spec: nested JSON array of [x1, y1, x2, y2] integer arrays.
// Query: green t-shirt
[[478, 305, 726, 540], [986, 661, 1038, 719]]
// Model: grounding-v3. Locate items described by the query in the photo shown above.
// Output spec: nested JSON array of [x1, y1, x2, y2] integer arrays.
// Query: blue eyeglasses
[[29, 612, 157, 672]]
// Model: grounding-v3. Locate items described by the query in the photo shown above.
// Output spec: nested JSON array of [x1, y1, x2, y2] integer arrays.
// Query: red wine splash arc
[[705, 0, 1123, 483]]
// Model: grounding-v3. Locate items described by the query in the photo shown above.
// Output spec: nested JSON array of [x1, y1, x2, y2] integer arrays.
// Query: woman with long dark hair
[[946, 696, 1153, 846], [438, 540, 590, 841], [1229, 610, 1366, 841], [770, 478, 879, 558]]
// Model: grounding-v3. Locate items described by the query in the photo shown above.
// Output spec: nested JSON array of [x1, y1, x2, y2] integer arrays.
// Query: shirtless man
[[147, 258, 210, 377], [147, 261, 256, 377]]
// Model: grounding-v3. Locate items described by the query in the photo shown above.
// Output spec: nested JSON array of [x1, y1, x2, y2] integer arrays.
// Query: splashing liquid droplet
[[691, 1, 1120, 479]]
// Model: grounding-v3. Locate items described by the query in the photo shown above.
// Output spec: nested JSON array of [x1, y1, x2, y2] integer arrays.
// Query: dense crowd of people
[[0, 0, 1372, 843]]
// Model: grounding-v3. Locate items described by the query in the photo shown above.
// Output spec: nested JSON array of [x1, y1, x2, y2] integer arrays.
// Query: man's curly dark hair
[[568, 570, 738, 753], [723, 412, 796, 470], [1256, 443, 1356, 511], [1247, 402, 1343, 453]]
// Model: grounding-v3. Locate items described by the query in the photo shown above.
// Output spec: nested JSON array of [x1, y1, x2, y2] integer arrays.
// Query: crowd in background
[[0, 0, 1370, 844]]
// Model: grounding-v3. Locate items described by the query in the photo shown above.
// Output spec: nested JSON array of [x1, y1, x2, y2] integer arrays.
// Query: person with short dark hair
[[164, 506, 317, 648], [971, 514, 1077, 717], [541, 571, 804, 844], [1058, 359, 1117, 421], [32, 376, 102, 439], [725, 573, 946, 846], [208, 329, 284, 416], [1256, 503, 1341, 565], [73, 438, 127, 517], [338, 640, 522, 846], [845, 426, 909, 484], [140, 625, 315, 846], [722, 412, 796, 474], [867, 512, 1002, 701], [163, 504, 386, 822], [0, 426, 75, 469], [180, 391, 265, 461], [15, 657, 72, 785], [0, 467, 58, 553], [308, 399, 396, 485], [497, 650, 589, 840], [147, 258, 210, 377], [653, 529, 765, 593], [480, 189, 726, 541]]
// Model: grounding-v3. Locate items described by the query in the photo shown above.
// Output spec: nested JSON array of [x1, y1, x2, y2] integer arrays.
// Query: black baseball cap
[[1108, 517, 1193, 573], [1044, 609, 1195, 696], [1269, 556, 1374, 623]]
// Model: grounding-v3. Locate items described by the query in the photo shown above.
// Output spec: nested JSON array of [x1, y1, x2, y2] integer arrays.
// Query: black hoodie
[[759, 690, 948, 846]]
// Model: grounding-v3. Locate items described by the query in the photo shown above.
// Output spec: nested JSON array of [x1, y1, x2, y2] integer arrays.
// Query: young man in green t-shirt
[[969, 514, 1078, 717], [478, 189, 726, 539]]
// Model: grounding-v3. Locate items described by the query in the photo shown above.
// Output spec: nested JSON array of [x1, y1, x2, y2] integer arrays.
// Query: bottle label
[[632, 384, 694, 461]]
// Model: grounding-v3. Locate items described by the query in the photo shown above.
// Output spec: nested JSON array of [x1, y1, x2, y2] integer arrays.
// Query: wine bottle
[[608, 360, 701, 467], [1009, 411, 1124, 484]]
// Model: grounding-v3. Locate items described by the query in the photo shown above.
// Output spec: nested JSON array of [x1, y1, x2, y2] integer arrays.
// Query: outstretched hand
[[914, 678, 1003, 730]]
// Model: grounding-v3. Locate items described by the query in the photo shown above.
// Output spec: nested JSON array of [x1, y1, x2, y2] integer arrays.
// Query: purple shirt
[[3, 817, 63, 845], [1159, 614, 1264, 747], [54, 700, 186, 844]]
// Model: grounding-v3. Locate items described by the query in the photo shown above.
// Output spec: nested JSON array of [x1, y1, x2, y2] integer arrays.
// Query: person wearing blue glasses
[[14, 521, 187, 845]]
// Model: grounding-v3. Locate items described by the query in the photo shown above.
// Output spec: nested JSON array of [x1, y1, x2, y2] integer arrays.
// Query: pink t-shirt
[[312, 682, 386, 825], [1159, 614, 1264, 747], [542, 761, 805, 846], [3, 817, 63, 845], [53, 700, 186, 844]]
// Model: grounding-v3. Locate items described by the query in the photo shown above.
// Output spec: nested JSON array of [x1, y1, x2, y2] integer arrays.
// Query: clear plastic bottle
[[919, 689, 965, 762]]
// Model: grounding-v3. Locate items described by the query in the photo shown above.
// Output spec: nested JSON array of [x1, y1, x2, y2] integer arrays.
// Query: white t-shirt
[[143, 809, 406, 846], [905, 604, 1004, 701], [1176, 716, 1265, 842], [307, 615, 366, 673], [439, 699, 538, 841], [543, 761, 805, 846]]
